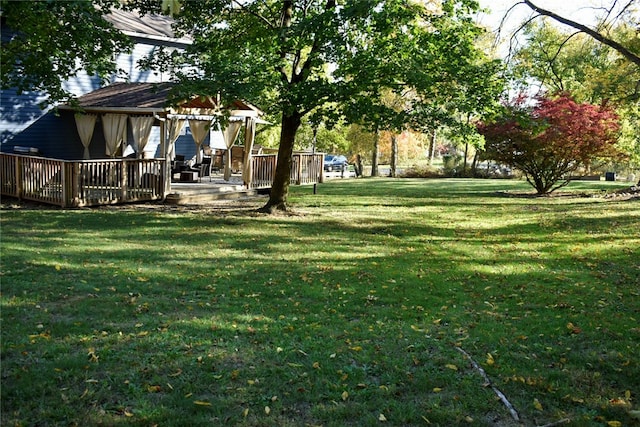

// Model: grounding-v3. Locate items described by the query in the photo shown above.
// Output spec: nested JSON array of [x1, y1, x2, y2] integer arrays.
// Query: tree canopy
[[0, 0, 131, 107], [3, 0, 506, 208], [127, 0, 503, 211], [509, 16, 640, 178]]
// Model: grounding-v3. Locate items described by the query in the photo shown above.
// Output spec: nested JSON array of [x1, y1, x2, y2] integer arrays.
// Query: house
[[0, 8, 195, 158]]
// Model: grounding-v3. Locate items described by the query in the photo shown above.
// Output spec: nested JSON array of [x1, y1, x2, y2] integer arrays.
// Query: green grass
[[1, 178, 639, 427]]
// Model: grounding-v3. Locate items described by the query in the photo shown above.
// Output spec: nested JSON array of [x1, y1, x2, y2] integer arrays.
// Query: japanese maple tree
[[478, 93, 621, 194]]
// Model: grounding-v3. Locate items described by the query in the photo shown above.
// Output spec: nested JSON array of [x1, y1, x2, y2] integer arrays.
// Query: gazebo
[[1, 82, 323, 207], [61, 82, 265, 190]]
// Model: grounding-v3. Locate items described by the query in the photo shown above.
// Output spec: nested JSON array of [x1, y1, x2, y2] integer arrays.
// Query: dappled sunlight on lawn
[[2, 178, 638, 426]]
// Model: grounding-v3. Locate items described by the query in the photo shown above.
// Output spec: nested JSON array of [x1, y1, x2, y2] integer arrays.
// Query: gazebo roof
[[62, 82, 262, 117]]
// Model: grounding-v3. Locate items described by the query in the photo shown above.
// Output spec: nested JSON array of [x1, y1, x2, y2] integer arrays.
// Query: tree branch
[[231, 0, 275, 29], [455, 347, 521, 422], [293, 0, 336, 84], [523, 0, 640, 67]]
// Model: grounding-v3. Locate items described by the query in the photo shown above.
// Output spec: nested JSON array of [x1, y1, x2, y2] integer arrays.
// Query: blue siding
[[1, 36, 184, 158]]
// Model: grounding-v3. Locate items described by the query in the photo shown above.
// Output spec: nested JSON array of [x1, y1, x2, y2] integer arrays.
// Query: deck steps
[[165, 181, 263, 204]]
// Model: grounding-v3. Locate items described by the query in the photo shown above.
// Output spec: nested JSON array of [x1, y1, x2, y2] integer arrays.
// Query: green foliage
[[617, 104, 640, 170], [0, 0, 132, 107], [339, 1, 505, 136], [512, 19, 640, 105], [1, 179, 638, 426], [126, 0, 504, 209], [294, 120, 350, 154]]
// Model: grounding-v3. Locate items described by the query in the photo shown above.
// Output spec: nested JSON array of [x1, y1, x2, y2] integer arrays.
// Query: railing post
[[72, 162, 80, 207], [318, 154, 325, 183], [121, 160, 128, 202], [14, 155, 23, 200], [61, 161, 68, 207]]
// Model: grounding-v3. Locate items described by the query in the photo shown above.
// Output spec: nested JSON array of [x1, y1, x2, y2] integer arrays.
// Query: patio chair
[[171, 155, 187, 179], [190, 157, 212, 182]]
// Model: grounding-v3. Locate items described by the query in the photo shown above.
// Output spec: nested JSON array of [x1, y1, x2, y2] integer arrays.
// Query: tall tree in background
[[521, 0, 640, 67], [0, 0, 131, 107], [339, 0, 504, 178], [511, 19, 640, 180], [130, 0, 502, 211]]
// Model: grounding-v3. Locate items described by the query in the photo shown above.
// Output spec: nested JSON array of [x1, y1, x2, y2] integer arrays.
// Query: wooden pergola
[[59, 82, 265, 191], [1, 82, 323, 207]]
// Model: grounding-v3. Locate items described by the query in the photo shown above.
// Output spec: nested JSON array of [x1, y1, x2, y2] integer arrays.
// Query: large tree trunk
[[355, 154, 363, 177], [371, 129, 379, 177], [259, 111, 302, 213], [463, 142, 469, 175]]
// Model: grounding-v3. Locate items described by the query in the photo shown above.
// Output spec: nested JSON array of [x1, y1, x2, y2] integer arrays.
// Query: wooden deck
[[1, 152, 322, 207]]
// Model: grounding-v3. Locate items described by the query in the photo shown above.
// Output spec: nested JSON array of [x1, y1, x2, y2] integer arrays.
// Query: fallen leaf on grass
[[147, 385, 161, 393], [445, 364, 458, 371], [342, 391, 349, 401], [533, 398, 543, 411], [566, 322, 582, 334], [609, 398, 628, 406], [194, 400, 211, 406], [607, 421, 622, 427], [379, 413, 387, 422], [168, 369, 182, 377], [486, 353, 495, 366], [265, 406, 271, 415], [87, 348, 99, 363]]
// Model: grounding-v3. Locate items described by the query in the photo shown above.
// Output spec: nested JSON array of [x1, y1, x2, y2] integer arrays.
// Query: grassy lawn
[[1, 178, 638, 426]]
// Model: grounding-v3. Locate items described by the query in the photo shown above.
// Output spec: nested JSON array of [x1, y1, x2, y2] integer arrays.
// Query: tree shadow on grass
[[2, 180, 639, 426]]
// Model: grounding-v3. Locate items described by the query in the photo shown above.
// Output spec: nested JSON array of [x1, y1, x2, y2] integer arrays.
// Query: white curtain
[[223, 120, 243, 181], [74, 113, 97, 160], [188, 119, 211, 163], [242, 118, 257, 187], [130, 116, 155, 158], [102, 113, 128, 158], [166, 118, 186, 160]]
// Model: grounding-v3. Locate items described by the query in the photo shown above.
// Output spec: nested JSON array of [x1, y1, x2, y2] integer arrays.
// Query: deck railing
[[292, 153, 324, 185], [2, 152, 324, 206], [249, 152, 324, 189], [1, 153, 165, 207]]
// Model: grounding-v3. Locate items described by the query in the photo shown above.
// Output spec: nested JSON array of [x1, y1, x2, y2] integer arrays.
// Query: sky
[[476, 0, 625, 30], [474, 0, 636, 56]]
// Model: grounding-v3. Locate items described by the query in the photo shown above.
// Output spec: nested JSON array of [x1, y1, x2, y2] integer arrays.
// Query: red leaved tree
[[478, 93, 621, 194]]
